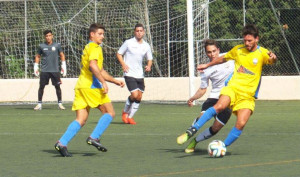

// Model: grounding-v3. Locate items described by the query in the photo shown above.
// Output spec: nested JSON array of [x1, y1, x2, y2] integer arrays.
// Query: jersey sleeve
[[89, 45, 102, 62], [37, 44, 43, 55], [57, 43, 63, 53], [224, 45, 239, 61], [200, 72, 209, 89], [146, 44, 153, 60], [261, 48, 272, 65], [117, 40, 128, 55]]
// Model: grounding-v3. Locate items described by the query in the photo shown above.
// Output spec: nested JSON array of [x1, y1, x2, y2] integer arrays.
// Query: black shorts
[[124, 76, 145, 92], [201, 98, 232, 125], [40, 72, 61, 86]]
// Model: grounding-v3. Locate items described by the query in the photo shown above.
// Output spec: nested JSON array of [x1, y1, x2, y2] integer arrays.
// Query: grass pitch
[[0, 101, 299, 177]]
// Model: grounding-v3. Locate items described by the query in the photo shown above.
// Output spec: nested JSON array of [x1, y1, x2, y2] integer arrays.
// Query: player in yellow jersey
[[54, 23, 125, 157], [177, 24, 277, 148]]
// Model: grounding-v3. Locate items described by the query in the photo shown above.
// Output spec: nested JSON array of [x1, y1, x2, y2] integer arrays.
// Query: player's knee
[[107, 112, 115, 118], [214, 104, 226, 113]]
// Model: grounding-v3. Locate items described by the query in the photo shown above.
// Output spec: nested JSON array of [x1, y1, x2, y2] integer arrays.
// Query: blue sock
[[59, 120, 81, 146], [193, 107, 217, 130], [90, 113, 113, 139], [224, 127, 242, 147]]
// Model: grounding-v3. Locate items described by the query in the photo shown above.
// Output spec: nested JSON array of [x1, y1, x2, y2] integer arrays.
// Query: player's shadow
[[158, 148, 207, 158], [42, 149, 98, 157]]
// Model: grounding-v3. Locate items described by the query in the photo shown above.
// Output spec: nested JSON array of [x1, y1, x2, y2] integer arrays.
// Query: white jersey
[[117, 37, 153, 78], [200, 60, 234, 99]]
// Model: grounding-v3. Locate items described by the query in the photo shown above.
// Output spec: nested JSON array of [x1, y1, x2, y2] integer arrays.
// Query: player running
[[54, 23, 124, 157], [117, 23, 153, 125], [177, 39, 234, 153]]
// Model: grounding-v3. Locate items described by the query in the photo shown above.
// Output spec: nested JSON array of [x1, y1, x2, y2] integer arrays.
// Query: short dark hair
[[134, 23, 144, 30], [204, 39, 219, 52], [88, 23, 105, 37], [43, 30, 52, 36], [242, 24, 259, 38]]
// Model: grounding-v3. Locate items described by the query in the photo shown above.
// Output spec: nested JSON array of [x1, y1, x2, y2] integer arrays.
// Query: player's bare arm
[[197, 55, 225, 72], [187, 88, 207, 107], [145, 60, 152, 72], [268, 51, 277, 64], [35, 54, 41, 63], [89, 59, 108, 93], [100, 69, 125, 88], [116, 53, 129, 72]]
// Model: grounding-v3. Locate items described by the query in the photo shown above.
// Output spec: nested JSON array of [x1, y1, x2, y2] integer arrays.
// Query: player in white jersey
[[177, 39, 234, 153], [117, 23, 153, 125]]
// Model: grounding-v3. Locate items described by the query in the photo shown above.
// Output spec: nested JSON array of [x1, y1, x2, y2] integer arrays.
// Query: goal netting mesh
[[0, 0, 209, 79]]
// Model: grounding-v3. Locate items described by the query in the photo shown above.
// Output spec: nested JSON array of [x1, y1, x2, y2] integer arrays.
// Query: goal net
[[0, 0, 209, 79]]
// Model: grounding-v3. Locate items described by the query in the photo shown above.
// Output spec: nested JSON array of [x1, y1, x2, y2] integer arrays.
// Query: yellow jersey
[[224, 44, 271, 98], [75, 42, 104, 89]]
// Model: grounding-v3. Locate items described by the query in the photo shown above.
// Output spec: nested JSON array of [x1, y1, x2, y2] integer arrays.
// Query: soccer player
[[177, 39, 234, 153], [177, 24, 277, 149], [34, 30, 67, 110], [117, 23, 153, 125], [54, 23, 125, 157]]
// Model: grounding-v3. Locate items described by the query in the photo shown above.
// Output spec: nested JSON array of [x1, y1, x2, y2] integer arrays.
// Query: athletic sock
[[192, 107, 217, 130], [124, 96, 134, 113], [224, 127, 242, 147], [128, 101, 140, 118], [195, 127, 214, 142], [90, 113, 113, 139], [59, 120, 81, 146]]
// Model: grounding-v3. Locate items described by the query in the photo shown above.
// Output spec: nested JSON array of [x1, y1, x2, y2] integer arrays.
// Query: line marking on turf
[[135, 159, 300, 177]]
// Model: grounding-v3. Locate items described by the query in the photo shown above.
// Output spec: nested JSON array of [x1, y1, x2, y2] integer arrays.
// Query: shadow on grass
[[43, 149, 98, 157], [158, 148, 232, 158]]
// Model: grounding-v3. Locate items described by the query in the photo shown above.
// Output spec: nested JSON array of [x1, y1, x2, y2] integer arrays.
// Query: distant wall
[[0, 76, 299, 102]]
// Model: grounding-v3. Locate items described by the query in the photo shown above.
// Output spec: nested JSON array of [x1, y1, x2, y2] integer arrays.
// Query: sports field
[[0, 101, 299, 177]]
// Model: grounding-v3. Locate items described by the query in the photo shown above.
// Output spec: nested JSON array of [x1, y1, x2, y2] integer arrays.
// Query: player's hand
[[122, 65, 129, 73], [145, 65, 151, 72], [268, 51, 277, 61], [34, 63, 39, 77], [61, 61, 67, 77], [116, 80, 125, 88], [102, 82, 108, 94], [197, 64, 208, 72], [187, 98, 195, 107]]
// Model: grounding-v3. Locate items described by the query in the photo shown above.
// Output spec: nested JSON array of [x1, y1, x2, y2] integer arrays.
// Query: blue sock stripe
[[193, 107, 217, 130], [59, 120, 81, 146], [90, 113, 113, 139], [224, 127, 242, 147]]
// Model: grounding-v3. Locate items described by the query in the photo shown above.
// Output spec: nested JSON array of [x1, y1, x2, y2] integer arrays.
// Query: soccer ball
[[207, 140, 226, 158]]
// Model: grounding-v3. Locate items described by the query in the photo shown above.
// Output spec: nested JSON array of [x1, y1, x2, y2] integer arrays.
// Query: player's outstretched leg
[[185, 138, 197, 153], [54, 142, 72, 157], [86, 137, 107, 152], [177, 126, 197, 145]]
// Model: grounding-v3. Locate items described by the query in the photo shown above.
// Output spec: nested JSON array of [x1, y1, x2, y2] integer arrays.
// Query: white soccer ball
[[207, 140, 226, 158]]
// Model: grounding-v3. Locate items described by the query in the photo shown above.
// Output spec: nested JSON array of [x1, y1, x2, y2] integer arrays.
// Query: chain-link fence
[[0, 0, 299, 79]]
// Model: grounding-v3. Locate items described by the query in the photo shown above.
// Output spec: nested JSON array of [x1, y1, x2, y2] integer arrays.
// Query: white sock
[[128, 101, 140, 118], [195, 127, 213, 142], [124, 97, 133, 113]]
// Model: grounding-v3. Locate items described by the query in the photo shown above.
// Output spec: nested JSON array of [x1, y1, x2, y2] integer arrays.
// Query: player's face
[[205, 45, 220, 61], [44, 33, 53, 44], [243, 34, 259, 52], [134, 27, 145, 41], [91, 28, 105, 45]]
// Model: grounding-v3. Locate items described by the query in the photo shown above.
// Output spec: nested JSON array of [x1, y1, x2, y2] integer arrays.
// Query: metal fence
[[0, 0, 299, 79]]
